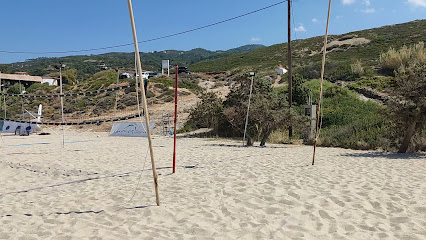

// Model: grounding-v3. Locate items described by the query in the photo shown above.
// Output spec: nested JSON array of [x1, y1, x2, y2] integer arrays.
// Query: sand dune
[[0, 131, 425, 239]]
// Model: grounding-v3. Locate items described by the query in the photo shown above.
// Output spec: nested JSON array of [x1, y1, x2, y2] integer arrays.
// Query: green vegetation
[[26, 82, 57, 93], [386, 45, 425, 152], [380, 42, 425, 74], [347, 76, 393, 91], [2, 44, 265, 80], [305, 80, 391, 150], [7, 83, 24, 94], [1, 20, 424, 152], [184, 75, 305, 146], [191, 20, 425, 77]]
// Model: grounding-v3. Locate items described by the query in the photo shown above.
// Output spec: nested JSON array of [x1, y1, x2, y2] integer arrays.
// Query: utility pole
[[288, 0, 293, 138]]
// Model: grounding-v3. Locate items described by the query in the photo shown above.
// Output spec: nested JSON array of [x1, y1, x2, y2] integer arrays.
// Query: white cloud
[[363, 0, 371, 6], [250, 37, 261, 43], [294, 25, 307, 32], [407, 0, 426, 7], [312, 18, 318, 23], [362, 8, 376, 13], [342, 0, 356, 5]]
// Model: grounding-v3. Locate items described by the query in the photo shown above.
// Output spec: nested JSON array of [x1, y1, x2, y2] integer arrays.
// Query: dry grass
[[380, 41, 425, 72]]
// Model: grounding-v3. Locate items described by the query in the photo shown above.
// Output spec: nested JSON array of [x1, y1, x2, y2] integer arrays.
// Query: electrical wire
[[0, 1, 288, 55]]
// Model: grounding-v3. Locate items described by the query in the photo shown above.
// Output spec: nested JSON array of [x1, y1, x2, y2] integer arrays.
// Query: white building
[[41, 78, 58, 86]]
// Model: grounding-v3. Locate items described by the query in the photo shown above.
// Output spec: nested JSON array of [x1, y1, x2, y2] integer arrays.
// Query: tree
[[185, 74, 305, 147], [63, 69, 78, 85], [390, 62, 426, 153], [292, 74, 308, 105], [223, 75, 298, 146]]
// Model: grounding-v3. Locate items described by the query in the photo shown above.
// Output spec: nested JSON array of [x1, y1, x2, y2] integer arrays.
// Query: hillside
[[1, 20, 425, 151], [190, 20, 426, 77], [0, 44, 265, 79]]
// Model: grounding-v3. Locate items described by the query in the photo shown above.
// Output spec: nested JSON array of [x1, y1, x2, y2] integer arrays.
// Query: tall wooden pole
[[127, 0, 160, 206], [312, 0, 332, 166], [173, 65, 178, 174], [59, 66, 65, 148], [288, 0, 293, 138]]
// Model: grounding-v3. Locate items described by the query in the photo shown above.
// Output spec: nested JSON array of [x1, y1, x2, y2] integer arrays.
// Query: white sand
[[0, 131, 425, 239]]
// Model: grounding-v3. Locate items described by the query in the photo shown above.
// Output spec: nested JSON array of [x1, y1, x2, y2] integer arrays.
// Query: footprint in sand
[[221, 206, 231, 216], [390, 217, 410, 224], [319, 210, 334, 220], [413, 206, 426, 214], [330, 197, 345, 207], [288, 192, 300, 200], [344, 224, 355, 232]]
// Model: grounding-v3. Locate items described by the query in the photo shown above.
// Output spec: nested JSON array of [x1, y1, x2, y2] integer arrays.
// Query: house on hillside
[[41, 78, 58, 86], [0, 72, 42, 88]]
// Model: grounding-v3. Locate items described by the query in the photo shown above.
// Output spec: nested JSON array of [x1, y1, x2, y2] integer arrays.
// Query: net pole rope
[[127, 0, 160, 206], [243, 75, 254, 146], [312, 0, 332, 166], [60, 67, 65, 148], [134, 54, 147, 133], [134, 55, 142, 117]]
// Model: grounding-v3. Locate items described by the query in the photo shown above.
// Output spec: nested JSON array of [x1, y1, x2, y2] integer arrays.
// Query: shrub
[[7, 83, 24, 94], [380, 41, 425, 74], [304, 79, 391, 150], [347, 76, 393, 91], [351, 60, 364, 77]]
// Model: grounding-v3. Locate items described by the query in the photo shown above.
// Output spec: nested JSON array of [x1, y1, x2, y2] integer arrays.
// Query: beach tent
[[109, 122, 155, 137], [1, 120, 35, 135]]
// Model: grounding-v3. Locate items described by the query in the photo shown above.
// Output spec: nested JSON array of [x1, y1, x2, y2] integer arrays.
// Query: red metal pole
[[173, 65, 178, 173]]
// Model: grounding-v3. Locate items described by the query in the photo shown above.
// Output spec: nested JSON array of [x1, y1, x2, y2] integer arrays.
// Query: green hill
[[190, 20, 426, 78], [0, 44, 265, 79]]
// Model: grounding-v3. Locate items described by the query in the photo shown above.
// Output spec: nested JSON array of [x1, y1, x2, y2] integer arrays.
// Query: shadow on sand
[[204, 143, 290, 149], [342, 152, 426, 160]]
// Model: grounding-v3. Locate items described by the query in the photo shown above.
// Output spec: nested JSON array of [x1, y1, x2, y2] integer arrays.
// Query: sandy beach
[[0, 130, 425, 239]]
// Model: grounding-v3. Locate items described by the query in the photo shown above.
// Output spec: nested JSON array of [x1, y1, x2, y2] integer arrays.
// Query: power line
[[0, 1, 288, 55]]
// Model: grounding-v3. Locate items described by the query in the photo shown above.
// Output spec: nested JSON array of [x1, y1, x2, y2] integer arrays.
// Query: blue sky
[[0, 0, 425, 64]]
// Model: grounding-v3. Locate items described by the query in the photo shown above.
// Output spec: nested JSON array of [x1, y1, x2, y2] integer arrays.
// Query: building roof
[[0, 73, 42, 82]]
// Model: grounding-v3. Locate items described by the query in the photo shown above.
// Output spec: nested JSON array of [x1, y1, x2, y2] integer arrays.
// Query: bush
[[183, 91, 223, 133], [380, 41, 425, 74], [351, 60, 364, 77], [304, 79, 392, 150], [347, 76, 393, 91], [7, 83, 24, 94]]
